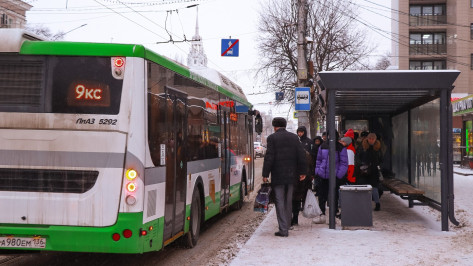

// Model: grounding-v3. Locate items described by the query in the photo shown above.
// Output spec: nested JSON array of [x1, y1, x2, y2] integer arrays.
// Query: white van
[[254, 142, 266, 158]]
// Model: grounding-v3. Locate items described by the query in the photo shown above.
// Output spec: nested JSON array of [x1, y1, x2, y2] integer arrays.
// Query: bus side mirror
[[255, 114, 263, 134]]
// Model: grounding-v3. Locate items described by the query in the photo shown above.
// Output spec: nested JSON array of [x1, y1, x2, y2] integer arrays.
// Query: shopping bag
[[261, 182, 275, 204], [254, 183, 272, 213], [302, 189, 322, 218]]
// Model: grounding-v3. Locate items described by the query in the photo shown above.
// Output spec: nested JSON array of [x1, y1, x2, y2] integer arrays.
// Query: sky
[[24, 0, 392, 120]]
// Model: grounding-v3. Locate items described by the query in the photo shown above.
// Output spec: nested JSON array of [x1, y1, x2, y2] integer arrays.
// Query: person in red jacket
[[343, 129, 356, 184]]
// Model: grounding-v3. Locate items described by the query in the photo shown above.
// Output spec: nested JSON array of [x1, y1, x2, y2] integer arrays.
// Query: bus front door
[[220, 111, 231, 208], [163, 88, 188, 242]]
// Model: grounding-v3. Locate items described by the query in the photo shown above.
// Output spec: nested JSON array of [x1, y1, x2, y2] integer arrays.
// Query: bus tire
[[185, 186, 201, 248]]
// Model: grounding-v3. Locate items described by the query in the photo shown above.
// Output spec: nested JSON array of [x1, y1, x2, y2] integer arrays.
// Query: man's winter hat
[[360, 131, 369, 137], [344, 129, 355, 139], [341, 137, 352, 145], [272, 117, 287, 128]]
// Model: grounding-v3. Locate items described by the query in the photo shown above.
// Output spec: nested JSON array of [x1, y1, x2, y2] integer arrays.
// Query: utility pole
[[296, 0, 310, 136]]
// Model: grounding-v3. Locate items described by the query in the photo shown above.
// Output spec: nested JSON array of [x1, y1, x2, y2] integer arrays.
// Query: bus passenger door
[[220, 111, 231, 208], [163, 88, 188, 242]]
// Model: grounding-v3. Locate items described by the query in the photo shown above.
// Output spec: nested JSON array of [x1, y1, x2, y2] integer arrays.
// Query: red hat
[[344, 129, 355, 139]]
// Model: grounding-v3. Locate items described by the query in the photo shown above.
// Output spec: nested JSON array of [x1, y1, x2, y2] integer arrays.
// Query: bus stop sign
[[295, 87, 311, 111]]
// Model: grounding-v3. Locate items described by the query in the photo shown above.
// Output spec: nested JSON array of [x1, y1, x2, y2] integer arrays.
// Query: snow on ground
[[230, 167, 473, 266]]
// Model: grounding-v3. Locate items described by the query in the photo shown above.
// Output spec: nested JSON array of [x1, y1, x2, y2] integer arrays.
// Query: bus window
[[0, 55, 123, 114]]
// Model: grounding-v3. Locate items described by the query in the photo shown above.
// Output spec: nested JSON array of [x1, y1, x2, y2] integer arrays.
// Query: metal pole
[[446, 88, 459, 227], [328, 89, 336, 229], [408, 110, 411, 184], [296, 0, 310, 136], [440, 89, 448, 231], [53, 24, 87, 40]]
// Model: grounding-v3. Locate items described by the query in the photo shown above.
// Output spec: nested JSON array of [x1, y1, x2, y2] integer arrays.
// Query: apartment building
[[391, 0, 473, 95], [391, 0, 473, 165], [0, 0, 32, 29]]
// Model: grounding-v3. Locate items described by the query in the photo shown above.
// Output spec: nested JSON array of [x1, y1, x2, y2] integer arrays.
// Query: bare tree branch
[[25, 24, 64, 40], [256, 0, 373, 134]]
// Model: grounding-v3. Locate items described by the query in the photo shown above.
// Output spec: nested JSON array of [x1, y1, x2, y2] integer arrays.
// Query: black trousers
[[317, 178, 342, 215], [292, 199, 302, 225]]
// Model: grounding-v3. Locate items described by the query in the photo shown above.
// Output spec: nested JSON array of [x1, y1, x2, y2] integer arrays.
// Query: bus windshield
[[0, 55, 123, 114]]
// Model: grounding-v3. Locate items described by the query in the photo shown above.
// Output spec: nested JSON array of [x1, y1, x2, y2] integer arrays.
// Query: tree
[[256, 0, 373, 135], [25, 24, 64, 40], [373, 54, 391, 70]]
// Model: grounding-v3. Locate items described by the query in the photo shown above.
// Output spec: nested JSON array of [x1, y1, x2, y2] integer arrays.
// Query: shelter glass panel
[[344, 120, 369, 132], [392, 112, 409, 183], [410, 100, 440, 202]]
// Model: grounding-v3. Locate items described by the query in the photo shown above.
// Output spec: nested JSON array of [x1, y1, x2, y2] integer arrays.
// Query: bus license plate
[[0, 237, 46, 249]]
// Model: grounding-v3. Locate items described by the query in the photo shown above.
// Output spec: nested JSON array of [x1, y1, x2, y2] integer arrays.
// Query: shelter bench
[[381, 178, 425, 208]]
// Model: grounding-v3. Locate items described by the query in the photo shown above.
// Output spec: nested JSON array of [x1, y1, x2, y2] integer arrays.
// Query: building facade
[[0, 0, 32, 29], [392, 0, 473, 94]]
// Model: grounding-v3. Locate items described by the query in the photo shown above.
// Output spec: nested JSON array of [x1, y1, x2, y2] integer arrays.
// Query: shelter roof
[[317, 70, 460, 116]]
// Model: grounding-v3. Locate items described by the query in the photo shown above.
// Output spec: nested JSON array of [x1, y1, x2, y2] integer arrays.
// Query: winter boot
[[374, 203, 380, 211]]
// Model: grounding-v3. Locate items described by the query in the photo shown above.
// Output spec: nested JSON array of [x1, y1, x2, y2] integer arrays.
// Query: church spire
[[188, 6, 207, 67], [193, 7, 200, 41]]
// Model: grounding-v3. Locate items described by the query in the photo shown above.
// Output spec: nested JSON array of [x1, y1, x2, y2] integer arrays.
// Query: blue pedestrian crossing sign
[[295, 87, 311, 111], [221, 39, 239, 57]]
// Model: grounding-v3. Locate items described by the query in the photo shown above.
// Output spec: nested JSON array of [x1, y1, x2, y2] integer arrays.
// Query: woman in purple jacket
[[313, 132, 348, 224]]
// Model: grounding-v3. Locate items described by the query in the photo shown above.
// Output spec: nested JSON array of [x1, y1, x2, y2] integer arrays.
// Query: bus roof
[[16, 37, 251, 107]]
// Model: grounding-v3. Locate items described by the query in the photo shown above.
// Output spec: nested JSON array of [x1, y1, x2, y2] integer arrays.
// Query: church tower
[[187, 8, 207, 68]]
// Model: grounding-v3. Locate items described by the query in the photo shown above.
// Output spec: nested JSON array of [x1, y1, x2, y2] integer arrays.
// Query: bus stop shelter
[[317, 70, 460, 231]]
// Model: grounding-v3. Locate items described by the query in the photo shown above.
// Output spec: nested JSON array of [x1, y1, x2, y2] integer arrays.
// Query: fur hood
[[362, 138, 381, 151]]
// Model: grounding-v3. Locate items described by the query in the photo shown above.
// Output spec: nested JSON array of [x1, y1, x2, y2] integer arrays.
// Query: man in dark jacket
[[263, 118, 307, 237], [356, 132, 383, 211], [292, 126, 314, 226]]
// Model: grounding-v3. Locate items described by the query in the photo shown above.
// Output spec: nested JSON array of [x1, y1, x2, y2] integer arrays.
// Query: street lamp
[[53, 24, 87, 40]]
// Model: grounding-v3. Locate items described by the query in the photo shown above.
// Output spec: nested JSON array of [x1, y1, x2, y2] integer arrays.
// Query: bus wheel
[[185, 186, 201, 248]]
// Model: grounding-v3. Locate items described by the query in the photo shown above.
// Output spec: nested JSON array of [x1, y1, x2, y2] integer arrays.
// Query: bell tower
[[187, 7, 207, 68]]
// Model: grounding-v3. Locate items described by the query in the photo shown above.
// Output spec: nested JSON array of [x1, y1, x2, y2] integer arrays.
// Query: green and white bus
[[0, 29, 255, 253]]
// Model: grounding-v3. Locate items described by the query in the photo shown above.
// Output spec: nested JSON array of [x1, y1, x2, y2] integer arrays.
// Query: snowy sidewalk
[[453, 164, 473, 176], [231, 171, 473, 265]]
